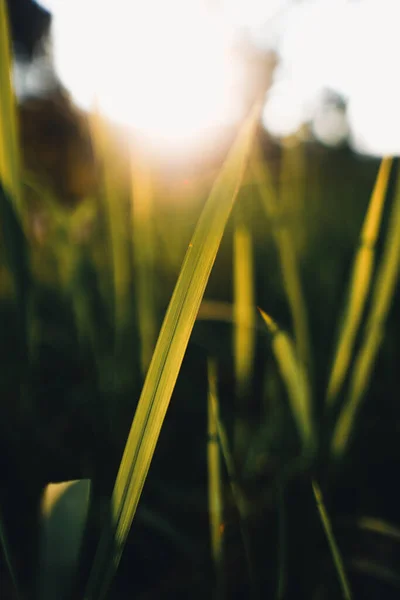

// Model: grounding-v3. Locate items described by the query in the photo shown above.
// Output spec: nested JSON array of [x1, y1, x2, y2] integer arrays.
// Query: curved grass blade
[[0, 0, 21, 209], [331, 165, 400, 459], [258, 308, 314, 449], [252, 144, 311, 381], [326, 157, 393, 408], [312, 480, 353, 600], [84, 102, 261, 600]]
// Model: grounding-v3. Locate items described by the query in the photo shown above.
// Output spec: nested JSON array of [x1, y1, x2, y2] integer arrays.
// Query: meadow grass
[[1, 1, 400, 598]]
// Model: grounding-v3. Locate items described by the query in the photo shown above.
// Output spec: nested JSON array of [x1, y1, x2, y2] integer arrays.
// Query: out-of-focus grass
[[252, 142, 311, 382], [207, 359, 224, 595], [331, 163, 400, 459], [258, 308, 314, 450], [130, 147, 157, 375], [89, 111, 132, 350], [0, 0, 21, 209], [312, 480, 352, 600], [1, 0, 400, 594], [327, 157, 393, 408], [233, 211, 256, 460]]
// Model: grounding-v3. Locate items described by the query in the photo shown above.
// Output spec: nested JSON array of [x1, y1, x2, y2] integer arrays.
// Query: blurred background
[[2, 1, 400, 599]]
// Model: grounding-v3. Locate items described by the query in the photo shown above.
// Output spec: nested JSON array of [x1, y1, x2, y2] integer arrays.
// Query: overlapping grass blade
[[312, 480, 352, 600], [0, 0, 21, 209], [326, 157, 393, 407], [252, 144, 311, 379], [83, 102, 261, 600], [258, 308, 314, 449], [331, 165, 400, 459], [233, 216, 255, 457], [208, 363, 256, 594], [207, 359, 224, 592]]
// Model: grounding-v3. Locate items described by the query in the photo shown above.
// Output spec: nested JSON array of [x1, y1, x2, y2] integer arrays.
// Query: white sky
[[29, 0, 400, 157]]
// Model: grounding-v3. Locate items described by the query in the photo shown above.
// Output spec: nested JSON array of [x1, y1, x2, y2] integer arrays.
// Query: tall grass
[[1, 2, 400, 597]]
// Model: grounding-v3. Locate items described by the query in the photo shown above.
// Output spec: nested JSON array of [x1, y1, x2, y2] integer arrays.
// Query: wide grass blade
[[207, 359, 224, 594], [258, 308, 314, 449], [326, 157, 393, 407], [0, 0, 21, 209], [84, 102, 261, 600], [331, 165, 400, 459], [312, 480, 353, 600], [252, 144, 311, 379], [233, 216, 255, 458]]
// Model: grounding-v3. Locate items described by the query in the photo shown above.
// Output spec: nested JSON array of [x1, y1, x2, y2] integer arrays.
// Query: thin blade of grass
[[130, 148, 157, 374], [331, 165, 400, 459], [312, 480, 353, 600], [84, 102, 261, 600], [207, 359, 224, 595], [89, 111, 131, 346], [208, 368, 257, 596], [0, 508, 21, 600], [0, 0, 21, 209], [326, 157, 393, 407], [233, 217, 255, 459], [252, 143, 311, 380], [258, 308, 314, 449]]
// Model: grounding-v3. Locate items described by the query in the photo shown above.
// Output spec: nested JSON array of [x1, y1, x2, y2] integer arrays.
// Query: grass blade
[[84, 102, 261, 600], [89, 111, 131, 345], [326, 157, 393, 407], [130, 147, 157, 374], [331, 165, 400, 459], [312, 480, 353, 600], [258, 308, 314, 449], [252, 144, 311, 380], [233, 216, 255, 458], [0, 0, 21, 209], [207, 359, 224, 595], [208, 365, 257, 596]]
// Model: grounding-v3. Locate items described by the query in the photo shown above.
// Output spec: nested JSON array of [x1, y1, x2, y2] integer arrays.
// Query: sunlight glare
[[34, 0, 244, 154]]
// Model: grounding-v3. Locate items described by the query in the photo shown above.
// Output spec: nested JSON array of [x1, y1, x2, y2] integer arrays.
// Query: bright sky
[[29, 0, 400, 157]]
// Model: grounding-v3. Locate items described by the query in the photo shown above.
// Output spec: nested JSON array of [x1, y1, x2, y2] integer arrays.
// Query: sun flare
[[34, 0, 248, 154]]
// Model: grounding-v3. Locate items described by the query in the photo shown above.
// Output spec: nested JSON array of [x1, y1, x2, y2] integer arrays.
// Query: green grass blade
[[0, 0, 21, 209], [331, 165, 400, 459], [326, 157, 393, 407], [89, 112, 131, 345], [207, 359, 224, 594], [233, 217, 255, 458], [208, 365, 257, 595], [312, 480, 353, 600], [83, 102, 261, 600], [252, 144, 311, 379], [130, 148, 157, 374], [258, 308, 314, 449]]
